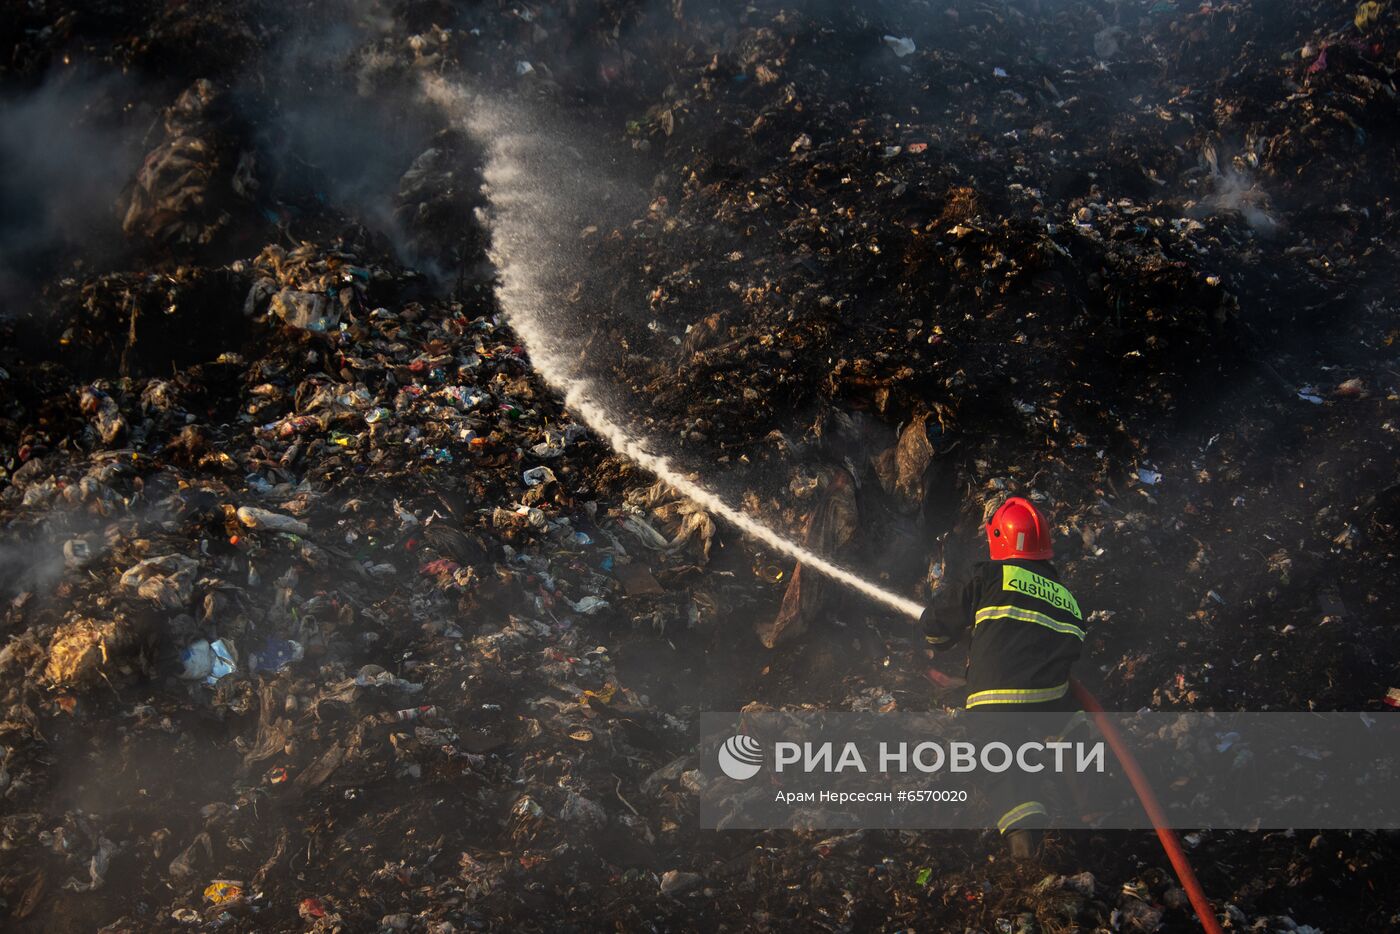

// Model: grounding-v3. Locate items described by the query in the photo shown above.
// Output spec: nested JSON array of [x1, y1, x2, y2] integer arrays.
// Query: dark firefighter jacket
[[922, 558, 1086, 709]]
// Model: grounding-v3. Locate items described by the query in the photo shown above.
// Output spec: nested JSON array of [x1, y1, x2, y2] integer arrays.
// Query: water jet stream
[[425, 79, 924, 621]]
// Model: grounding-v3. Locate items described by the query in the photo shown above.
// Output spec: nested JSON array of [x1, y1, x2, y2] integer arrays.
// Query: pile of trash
[[2, 0, 1399, 930]]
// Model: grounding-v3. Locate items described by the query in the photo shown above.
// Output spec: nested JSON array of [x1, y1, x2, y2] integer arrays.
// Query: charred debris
[[1, 1, 1399, 931]]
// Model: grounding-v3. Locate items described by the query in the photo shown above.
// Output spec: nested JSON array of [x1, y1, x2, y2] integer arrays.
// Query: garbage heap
[[2, 0, 1399, 931]]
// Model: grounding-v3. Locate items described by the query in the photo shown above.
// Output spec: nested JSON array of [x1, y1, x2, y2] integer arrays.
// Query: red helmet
[[985, 496, 1053, 561]]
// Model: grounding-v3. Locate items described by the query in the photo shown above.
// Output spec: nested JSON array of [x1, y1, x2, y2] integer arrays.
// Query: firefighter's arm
[[921, 572, 974, 649], [921, 608, 956, 651]]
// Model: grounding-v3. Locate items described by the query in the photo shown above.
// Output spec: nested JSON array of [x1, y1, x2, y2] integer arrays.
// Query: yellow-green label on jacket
[[1002, 566, 1082, 620]]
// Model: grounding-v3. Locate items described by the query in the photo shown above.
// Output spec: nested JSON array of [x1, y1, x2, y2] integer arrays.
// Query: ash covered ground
[[2, 0, 1400, 930]]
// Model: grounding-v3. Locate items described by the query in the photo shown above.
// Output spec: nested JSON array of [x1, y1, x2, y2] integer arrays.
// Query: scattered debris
[[1, 0, 1397, 930]]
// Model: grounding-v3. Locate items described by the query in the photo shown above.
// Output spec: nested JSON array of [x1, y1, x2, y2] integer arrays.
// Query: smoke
[[1202, 165, 1281, 236], [0, 500, 122, 599], [0, 72, 144, 305], [241, 1, 456, 281], [424, 78, 924, 619], [0, 535, 72, 597]]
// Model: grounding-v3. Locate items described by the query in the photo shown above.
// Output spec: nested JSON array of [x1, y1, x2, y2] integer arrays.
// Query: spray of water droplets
[[423, 78, 924, 620]]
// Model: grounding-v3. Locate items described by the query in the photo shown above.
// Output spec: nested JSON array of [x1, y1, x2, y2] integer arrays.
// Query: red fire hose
[[1070, 679, 1224, 934]]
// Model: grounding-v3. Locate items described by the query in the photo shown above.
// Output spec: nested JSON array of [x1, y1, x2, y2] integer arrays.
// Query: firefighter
[[920, 496, 1087, 859]]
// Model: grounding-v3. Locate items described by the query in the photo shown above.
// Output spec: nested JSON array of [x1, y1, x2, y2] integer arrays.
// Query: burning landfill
[[1, 0, 1399, 930]]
